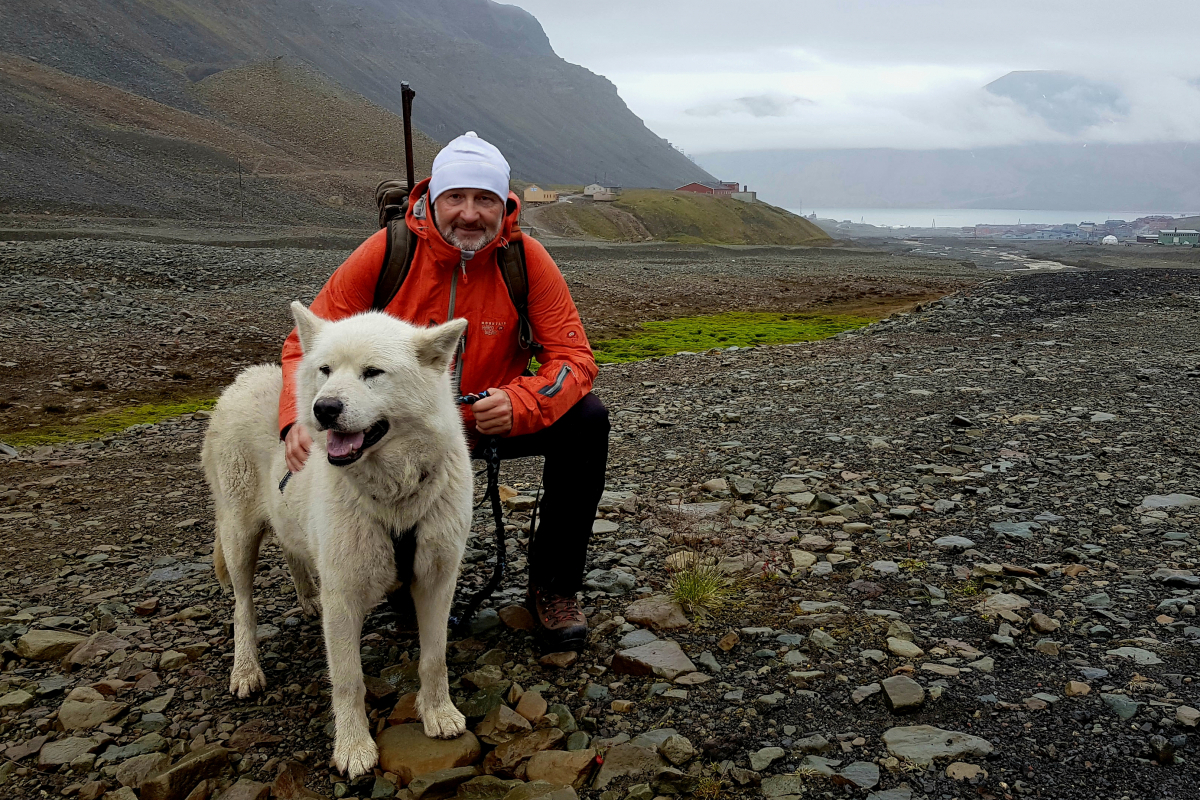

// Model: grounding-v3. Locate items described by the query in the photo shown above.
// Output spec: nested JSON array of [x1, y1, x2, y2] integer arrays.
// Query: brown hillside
[[194, 59, 440, 174], [0, 53, 438, 221]]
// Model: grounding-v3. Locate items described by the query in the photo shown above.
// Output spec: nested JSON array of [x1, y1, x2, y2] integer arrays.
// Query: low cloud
[[686, 93, 814, 118]]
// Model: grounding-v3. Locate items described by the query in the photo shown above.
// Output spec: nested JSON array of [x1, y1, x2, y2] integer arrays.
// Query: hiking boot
[[526, 586, 587, 652]]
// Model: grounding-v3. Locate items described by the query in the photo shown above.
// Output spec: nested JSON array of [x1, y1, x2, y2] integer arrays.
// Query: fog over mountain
[[511, 1, 1199, 209]]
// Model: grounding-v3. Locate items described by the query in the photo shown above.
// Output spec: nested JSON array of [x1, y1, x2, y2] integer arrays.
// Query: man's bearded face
[[434, 188, 504, 251]]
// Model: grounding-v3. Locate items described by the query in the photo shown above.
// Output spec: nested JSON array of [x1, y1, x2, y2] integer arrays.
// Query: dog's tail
[[213, 529, 230, 592]]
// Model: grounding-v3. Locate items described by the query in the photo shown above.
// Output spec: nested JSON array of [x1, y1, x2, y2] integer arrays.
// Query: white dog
[[201, 302, 472, 777]]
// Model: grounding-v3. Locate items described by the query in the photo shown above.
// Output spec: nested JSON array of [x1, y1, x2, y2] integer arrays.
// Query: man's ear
[[290, 301, 325, 354], [416, 318, 468, 371]]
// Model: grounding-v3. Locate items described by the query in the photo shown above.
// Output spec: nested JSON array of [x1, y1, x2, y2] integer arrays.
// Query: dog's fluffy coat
[[201, 302, 472, 777]]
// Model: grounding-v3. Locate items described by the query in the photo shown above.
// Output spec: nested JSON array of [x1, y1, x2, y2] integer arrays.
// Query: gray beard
[[439, 222, 500, 252]]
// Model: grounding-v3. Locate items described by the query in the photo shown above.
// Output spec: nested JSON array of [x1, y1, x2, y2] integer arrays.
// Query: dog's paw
[[419, 702, 467, 739], [229, 662, 267, 698], [331, 733, 378, 778], [298, 595, 322, 619]]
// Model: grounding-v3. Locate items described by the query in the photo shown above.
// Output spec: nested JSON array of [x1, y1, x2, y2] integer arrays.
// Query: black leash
[[448, 391, 527, 633]]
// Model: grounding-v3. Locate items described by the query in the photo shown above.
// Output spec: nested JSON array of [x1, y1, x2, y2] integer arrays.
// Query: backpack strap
[[498, 228, 541, 352], [373, 179, 417, 312], [374, 217, 418, 311]]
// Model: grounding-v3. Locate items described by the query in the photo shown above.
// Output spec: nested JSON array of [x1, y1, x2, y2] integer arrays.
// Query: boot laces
[[538, 589, 581, 625]]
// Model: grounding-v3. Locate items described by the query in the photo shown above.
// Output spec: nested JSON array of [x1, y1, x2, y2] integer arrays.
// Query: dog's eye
[[319, 365, 331, 376], [363, 367, 385, 379]]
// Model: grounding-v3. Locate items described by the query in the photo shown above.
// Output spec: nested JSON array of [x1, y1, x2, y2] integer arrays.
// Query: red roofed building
[[676, 181, 740, 197]]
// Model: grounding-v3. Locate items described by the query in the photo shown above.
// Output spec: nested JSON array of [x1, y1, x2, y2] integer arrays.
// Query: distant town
[[808, 212, 1200, 245]]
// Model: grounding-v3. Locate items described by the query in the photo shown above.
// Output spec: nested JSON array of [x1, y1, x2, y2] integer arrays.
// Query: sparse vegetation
[[2, 397, 215, 447], [523, 189, 830, 245], [591, 312, 871, 363], [669, 560, 736, 617], [614, 190, 828, 245]]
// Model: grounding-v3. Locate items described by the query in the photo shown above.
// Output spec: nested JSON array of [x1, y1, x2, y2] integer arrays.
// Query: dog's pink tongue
[[327, 430, 364, 458]]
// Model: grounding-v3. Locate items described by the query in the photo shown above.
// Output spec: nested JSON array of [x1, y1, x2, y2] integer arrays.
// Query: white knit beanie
[[428, 131, 510, 205]]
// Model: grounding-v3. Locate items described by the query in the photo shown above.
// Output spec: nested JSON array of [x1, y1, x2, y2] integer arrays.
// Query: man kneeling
[[277, 131, 608, 651]]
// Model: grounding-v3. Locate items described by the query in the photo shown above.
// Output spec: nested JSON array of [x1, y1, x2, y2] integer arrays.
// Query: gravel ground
[[0, 238, 973, 434], [1, 241, 1199, 800]]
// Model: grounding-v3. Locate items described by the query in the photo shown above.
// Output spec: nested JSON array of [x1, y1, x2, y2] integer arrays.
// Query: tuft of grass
[[693, 774, 725, 800], [951, 579, 982, 596], [669, 560, 736, 617], [592, 311, 870, 363], [898, 558, 928, 573], [1, 396, 216, 447]]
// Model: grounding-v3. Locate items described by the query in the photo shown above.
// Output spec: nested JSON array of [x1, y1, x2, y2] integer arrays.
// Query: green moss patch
[[2, 397, 216, 448], [592, 312, 870, 363]]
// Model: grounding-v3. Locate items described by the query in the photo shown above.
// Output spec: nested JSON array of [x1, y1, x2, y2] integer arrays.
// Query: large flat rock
[[611, 640, 696, 679], [882, 725, 993, 766], [15, 630, 88, 661], [376, 724, 481, 786]]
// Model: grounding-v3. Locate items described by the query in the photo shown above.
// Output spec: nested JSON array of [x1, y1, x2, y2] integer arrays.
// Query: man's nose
[[313, 397, 343, 428], [459, 201, 481, 222]]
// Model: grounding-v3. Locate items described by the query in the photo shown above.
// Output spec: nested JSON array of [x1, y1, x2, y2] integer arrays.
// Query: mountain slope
[[0, 0, 712, 190], [0, 52, 437, 221]]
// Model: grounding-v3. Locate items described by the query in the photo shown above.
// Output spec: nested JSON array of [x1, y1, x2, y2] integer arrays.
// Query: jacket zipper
[[448, 251, 473, 395]]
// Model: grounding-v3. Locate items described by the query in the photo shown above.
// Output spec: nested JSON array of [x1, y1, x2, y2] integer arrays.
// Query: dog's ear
[[416, 318, 468, 371], [290, 301, 325, 353]]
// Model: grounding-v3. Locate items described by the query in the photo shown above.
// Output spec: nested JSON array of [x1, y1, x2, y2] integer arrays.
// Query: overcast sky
[[505, 0, 1200, 154]]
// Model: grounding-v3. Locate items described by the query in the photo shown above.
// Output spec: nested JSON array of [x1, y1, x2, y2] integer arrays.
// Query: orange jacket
[[279, 179, 597, 439]]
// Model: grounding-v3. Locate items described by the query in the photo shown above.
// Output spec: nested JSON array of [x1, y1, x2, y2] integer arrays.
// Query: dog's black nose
[[313, 397, 344, 428]]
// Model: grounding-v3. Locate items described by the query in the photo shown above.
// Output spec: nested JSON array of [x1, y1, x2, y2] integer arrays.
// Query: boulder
[[881, 676, 925, 713], [64, 632, 132, 666], [974, 593, 1029, 621], [407, 766, 480, 800], [0, 689, 35, 713], [611, 640, 696, 680], [482, 728, 564, 777], [623, 596, 689, 631], [139, 745, 231, 800], [524, 749, 596, 788], [591, 743, 666, 790], [882, 726, 993, 766], [115, 752, 171, 788], [474, 705, 532, 745], [514, 690, 547, 723], [16, 630, 88, 661], [58, 687, 127, 731], [38, 737, 102, 769], [376, 724, 481, 786], [886, 638, 924, 659]]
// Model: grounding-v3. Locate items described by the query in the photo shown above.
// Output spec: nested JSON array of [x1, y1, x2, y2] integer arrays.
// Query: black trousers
[[477, 393, 610, 596]]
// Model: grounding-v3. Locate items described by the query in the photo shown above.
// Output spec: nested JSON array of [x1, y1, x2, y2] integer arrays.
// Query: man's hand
[[473, 388, 513, 436], [285, 424, 313, 473]]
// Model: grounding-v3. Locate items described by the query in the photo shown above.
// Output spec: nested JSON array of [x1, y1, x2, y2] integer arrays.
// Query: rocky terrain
[[0, 238, 972, 434], [2, 241, 1199, 800]]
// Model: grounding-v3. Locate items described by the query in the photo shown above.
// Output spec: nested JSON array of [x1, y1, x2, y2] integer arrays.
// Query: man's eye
[[363, 367, 384, 379], [319, 366, 331, 376]]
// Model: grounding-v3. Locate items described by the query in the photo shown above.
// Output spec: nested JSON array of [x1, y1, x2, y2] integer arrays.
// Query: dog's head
[[291, 301, 467, 467]]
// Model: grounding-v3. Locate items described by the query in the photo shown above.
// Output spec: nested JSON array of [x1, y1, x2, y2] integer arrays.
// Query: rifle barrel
[[401, 82, 416, 191]]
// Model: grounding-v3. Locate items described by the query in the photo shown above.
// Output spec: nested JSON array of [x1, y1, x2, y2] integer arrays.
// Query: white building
[[584, 183, 621, 198], [1101, 234, 1119, 245]]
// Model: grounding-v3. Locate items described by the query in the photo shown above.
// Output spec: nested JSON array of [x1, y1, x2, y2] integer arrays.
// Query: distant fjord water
[[789, 208, 1177, 228]]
